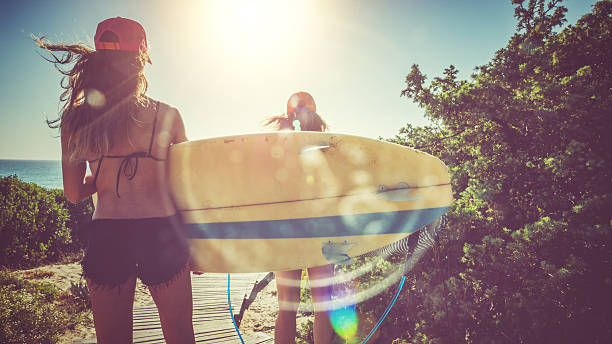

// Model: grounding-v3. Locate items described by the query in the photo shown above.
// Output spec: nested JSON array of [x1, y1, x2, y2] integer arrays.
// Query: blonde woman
[[264, 92, 334, 344], [38, 17, 195, 343]]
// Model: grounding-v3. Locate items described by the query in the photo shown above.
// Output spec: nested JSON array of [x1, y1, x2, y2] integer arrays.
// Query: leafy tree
[[371, 1, 612, 343]]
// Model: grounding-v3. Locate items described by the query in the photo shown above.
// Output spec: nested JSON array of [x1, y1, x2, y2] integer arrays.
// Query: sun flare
[[208, 0, 311, 57]]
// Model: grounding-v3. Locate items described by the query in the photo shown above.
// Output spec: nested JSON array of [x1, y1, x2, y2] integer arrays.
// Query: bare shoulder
[[150, 100, 179, 119], [149, 99, 187, 144]]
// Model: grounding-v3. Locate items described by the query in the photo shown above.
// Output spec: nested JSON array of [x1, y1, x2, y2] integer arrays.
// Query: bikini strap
[[147, 101, 160, 156], [114, 152, 146, 198], [92, 101, 161, 198]]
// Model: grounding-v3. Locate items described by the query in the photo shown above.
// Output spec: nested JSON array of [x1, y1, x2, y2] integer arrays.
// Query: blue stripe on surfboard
[[183, 207, 449, 239]]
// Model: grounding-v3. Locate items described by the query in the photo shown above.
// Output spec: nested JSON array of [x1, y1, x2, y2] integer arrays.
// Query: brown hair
[[263, 112, 328, 132], [36, 36, 150, 161]]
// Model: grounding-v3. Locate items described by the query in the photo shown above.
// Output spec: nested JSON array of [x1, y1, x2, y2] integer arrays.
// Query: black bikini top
[[89, 101, 165, 198]]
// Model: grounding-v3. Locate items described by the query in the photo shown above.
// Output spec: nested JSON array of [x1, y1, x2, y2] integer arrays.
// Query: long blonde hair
[[36, 37, 149, 161]]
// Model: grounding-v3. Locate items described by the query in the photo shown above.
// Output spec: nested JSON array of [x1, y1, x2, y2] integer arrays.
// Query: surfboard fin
[[322, 240, 355, 265]]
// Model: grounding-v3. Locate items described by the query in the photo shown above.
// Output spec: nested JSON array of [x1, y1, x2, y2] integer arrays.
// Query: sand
[[14, 262, 312, 343], [239, 278, 313, 339]]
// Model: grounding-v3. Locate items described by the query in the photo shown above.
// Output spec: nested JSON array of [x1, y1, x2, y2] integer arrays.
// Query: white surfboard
[[168, 132, 452, 273]]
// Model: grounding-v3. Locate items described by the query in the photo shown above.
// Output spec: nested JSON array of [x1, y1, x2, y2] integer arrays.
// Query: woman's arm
[[165, 106, 203, 273], [61, 133, 96, 204]]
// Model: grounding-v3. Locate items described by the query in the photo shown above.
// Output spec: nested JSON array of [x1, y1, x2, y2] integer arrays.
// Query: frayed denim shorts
[[81, 214, 190, 288]]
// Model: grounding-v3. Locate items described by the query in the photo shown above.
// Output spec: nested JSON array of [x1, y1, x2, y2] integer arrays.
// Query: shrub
[[335, 256, 407, 343], [22, 269, 55, 279], [69, 280, 91, 309], [0, 175, 92, 268], [296, 318, 314, 344], [0, 287, 69, 344], [0, 270, 86, 344], [57, 191, 93, 253], [300, 270, 312, 306], [0, 175, 70, 267]]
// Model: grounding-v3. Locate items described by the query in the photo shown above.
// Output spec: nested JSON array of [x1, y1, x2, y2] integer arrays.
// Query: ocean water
[[0, 160, 63, 190]]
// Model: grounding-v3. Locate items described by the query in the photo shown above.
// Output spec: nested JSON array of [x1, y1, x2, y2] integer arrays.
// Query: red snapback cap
[[287, 91, 316, 114], [94, 17, 150, 62]]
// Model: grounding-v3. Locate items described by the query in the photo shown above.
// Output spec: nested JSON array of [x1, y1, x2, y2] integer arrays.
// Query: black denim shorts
[[81, 214, 190, 288]]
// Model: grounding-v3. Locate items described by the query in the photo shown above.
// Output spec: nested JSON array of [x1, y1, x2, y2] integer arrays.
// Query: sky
[[0, 0, 597, 160]]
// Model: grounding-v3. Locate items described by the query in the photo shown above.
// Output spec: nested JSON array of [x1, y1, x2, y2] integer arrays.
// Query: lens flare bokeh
[[330, 305, 359, 340]]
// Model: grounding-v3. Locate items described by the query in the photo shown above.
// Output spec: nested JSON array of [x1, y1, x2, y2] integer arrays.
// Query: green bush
[[375, 1, 612, 342], [69, 280, 91, 309], [57, 190, 93, 253], [339, 256, 408, 342], [300, 270, 312, 306], [0, 270, 91, 344], [296, 318, 314, 344], [0, 175, 92, 268], [0, 287, 67, 344]]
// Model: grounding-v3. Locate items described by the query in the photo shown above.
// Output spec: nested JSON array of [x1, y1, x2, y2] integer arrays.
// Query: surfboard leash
[[229, 270, 405, 344], [361, 275, 407, 344], [361, 216, 446, 343], [228, 273, 246, 344], [228, 217, 446, 344]]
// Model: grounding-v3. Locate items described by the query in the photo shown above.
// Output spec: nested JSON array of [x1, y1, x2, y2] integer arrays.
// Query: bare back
[[87, 100, 186, 219]]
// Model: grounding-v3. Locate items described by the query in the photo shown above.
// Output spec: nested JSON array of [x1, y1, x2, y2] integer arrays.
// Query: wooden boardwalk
[[78, 272, 274, 343]]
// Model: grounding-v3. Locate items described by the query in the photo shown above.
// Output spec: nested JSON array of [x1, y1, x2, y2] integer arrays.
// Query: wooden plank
[[242, 332, 275, 344], [76, 272, 273, 344]]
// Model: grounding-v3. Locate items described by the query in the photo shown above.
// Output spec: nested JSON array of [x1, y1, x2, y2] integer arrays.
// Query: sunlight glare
[[209, 0, 310, 58], [236, 2, 261, 28], [85, 88, 105, 108]]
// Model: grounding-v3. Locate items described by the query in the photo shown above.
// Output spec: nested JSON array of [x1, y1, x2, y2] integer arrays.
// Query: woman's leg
[[148, 263, 195, 344], [274, 269, 303, 344], [308, 264, 334, 344], [87, 276, 137, 344]]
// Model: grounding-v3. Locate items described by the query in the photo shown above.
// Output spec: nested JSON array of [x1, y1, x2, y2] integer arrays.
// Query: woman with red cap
[[37, 17, 195, 343], [264, 92, 334, 343]]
